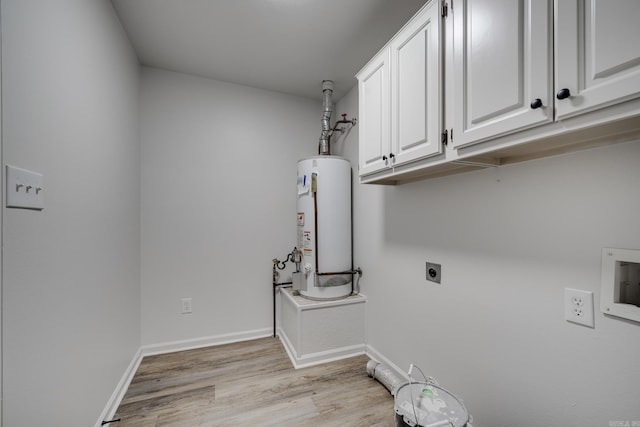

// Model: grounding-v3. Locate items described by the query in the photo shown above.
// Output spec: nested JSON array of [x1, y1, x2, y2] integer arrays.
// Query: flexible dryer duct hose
[[366, 360, 405, 396]]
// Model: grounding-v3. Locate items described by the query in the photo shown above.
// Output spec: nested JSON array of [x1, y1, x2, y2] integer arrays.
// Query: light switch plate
[[6, 165, 44, 210]]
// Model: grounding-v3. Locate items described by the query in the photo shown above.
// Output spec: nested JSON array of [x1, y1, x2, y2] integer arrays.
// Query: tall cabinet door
[[555, 0, 640, 119], [357, 49, 391, 176], [451, 0, 553, 149], [390, 0, 443, 165]]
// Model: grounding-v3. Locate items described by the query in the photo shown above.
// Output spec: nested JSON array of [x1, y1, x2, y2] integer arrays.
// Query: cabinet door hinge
[[441, 129, 449, 146], [450, 128, 453, 144], [441, 2, 448, 18]]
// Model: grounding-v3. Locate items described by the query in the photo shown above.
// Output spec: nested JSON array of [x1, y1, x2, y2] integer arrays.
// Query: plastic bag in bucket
[[394, 382, 470, 427]]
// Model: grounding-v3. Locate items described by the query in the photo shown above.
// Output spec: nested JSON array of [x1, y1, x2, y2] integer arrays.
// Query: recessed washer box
[[601, 248, 640, 323]]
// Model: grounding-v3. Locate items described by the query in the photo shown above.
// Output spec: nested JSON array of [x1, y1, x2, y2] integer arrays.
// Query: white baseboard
[[278, 326, 366, 369], [140, 328, 273, 356], [95, 348, 143, 427], [277, 326, 297, 365]]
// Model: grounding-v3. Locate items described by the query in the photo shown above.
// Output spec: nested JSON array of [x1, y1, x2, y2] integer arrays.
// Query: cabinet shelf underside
[[361, 114, 640, 185]]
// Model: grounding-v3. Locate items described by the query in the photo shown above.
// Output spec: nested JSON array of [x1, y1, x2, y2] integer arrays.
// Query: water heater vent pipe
[[318, 80, 334, 155]]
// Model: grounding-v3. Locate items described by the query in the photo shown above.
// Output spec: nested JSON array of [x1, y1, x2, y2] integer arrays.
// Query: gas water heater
[[295, 156, 352, 299]]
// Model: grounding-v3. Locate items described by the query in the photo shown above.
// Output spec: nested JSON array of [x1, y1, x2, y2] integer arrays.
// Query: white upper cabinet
[[390, 2, 443, 165], [357, 49, 390, 176], [357, 0, 442, 177], [357, 0, 640, 184], [555, 0, 640, 119], [451, 0, 553, 149]]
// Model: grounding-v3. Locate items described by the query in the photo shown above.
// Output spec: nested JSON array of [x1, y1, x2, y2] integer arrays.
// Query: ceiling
[[111, 0, 428, 100]]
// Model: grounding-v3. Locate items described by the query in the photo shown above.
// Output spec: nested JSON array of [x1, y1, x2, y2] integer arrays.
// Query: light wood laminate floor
[[111, 337, 395, 426]]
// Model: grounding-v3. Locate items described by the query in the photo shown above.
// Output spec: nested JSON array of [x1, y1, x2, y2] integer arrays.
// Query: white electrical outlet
[[181, 298, 192, 314], [564, 288, 594, 327]]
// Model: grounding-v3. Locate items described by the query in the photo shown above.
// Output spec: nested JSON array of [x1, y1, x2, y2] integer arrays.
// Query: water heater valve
[[292, 247, 303, 263]]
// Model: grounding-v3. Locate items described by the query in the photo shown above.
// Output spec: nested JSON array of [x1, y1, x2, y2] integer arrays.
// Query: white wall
[[140, 68, 319, 346], [1, 1, 140, 425], [3, 1, 637, 424], [0, 9, 3, 423], [337, 86, 640, 427]]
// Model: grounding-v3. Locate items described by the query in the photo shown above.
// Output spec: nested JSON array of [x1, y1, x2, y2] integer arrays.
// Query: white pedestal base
[[278, 288, 366, 369]]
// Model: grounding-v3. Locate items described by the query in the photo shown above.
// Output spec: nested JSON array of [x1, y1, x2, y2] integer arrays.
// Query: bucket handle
[[408, 364, 438, 386]]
